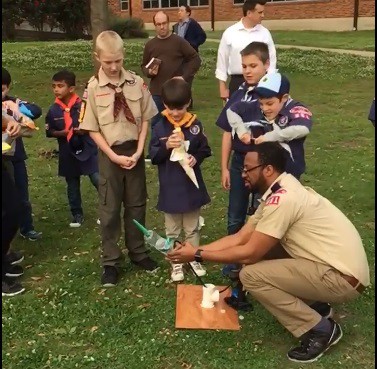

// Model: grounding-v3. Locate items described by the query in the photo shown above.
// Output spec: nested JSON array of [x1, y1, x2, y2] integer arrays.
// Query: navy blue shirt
[[368, 99, 375, 126], [149, 116, 211, 214], [3, 95, 42, 162], [45, 100, 98, 178]]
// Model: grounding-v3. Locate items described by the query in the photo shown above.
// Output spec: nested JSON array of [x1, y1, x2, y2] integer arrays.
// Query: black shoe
[[101, 266, 119, 287], [287, 318, 343, 363], [310, 302, 334, 319], [69, 214, 84, 228], [224, 295, 253, 312], [20, 230, 42, 241], [6, 251, 24, 265], [5, 264, 24, 278], [2, 278, 25, 297], [131, 256, 158, 272]]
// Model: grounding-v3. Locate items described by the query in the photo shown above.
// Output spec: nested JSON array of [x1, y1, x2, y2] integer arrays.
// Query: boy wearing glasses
[[141, 11, 201, 129]]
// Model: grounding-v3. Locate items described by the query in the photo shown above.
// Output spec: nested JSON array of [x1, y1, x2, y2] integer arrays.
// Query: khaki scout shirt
[[247, 172, 370, 286], [80, 68, 158, 147]]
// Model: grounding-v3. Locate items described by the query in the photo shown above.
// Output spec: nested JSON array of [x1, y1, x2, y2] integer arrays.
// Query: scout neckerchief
[[106, 83, 136, 124], [161, 110, 196, 130], [55, 94, 80, 142]]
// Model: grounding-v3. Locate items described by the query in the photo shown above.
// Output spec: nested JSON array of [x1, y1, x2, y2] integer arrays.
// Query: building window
[[234, 0, 304, 3], [121, 0, 129, 10], [143, 0, 209, 9]]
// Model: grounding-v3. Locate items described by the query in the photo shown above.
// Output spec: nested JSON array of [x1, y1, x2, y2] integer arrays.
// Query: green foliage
[[108, 16, 149, 39]]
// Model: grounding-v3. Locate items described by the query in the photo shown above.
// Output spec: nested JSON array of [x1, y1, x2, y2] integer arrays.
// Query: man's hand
[[254, 135, 266, 145], [166, 133, 183, 149], [148, 65, 159, 76], [166, 242, 197, 263], [221, 168, 231, 190], [6, 120, 21, 138], [219, 83, 229, 101], [240, 133, 252, 144], [187, 154, 197, 168]]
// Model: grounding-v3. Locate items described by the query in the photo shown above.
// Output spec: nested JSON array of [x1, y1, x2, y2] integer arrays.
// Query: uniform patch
[[125, 78, 136, 86], [266, 195, 281, 206], [278, 116, 289, 127], [289, 106, 312, 120], [189, 125, 200, 135]]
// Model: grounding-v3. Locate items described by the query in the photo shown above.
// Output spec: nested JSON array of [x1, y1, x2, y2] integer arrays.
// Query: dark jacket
[[149, 114, 211, 214], [173, 18, 207, 52], [45, 100, 98, 178], [3, 95, 42, 162], [368, 99, 375, 126]]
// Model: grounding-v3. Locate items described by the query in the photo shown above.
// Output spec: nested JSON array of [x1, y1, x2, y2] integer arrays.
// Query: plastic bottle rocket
[[132, 219, 171, 253]]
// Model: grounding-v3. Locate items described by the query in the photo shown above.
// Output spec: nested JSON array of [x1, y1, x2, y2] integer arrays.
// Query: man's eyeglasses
[[155, 21, 168, 27], [242, 164, 264, 174]]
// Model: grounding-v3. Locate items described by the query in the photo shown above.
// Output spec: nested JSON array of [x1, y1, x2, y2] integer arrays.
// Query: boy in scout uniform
[[79, 31, 159, 287], [168, 142, 370, 363]]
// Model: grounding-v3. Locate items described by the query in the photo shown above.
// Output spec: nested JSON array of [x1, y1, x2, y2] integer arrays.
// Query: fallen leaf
[[90, 326, 98, 333], [31, 276, 43, 281], [137, 303, 151, 309]]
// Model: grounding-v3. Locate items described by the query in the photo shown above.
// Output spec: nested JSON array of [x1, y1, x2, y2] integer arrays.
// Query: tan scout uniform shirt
[[247, 172, 370, 286], [80, 68, 158, 147]]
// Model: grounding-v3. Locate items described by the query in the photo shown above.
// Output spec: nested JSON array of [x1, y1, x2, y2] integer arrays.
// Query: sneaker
[[224, 288, 253, 312], [222, 263, 241, 277], [189, 261, 207, 277], [131, 256, 158, 272], [101, 266, 119, 287], [20, 230, 42, 241], [5, 264, 24, 278], [287, 318, 343, 363], [2, 278, 25, 297], [144, 154, 151, 163], [69, 214, 84, 228], [310, 302, 334, 319], [6, 251, 24, 265], [171, 263, 184, 282]]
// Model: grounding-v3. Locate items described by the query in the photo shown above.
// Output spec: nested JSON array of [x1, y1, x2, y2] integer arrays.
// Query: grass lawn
[[206, 30, 375, 51], [2, 40, 375, 369]]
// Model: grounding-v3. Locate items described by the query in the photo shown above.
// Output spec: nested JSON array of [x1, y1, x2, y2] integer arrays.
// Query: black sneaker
[[287, 318, 343, 363], [310, 302, 334, 319], [6, 251, 24, 265], [20, 230, 42, 241], [101, 266, 119, 287], [69, 214, 84, 228], [131, 256, 158, 272], [2, 278, 25, 297], [5, 264, 24, 278], [224, 295, 253, 312]]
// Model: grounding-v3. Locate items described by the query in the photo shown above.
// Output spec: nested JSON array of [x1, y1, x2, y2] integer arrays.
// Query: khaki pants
[[98, 141, 148, 267], [240, 251, 361, 337], [164, 209, 201, 247]]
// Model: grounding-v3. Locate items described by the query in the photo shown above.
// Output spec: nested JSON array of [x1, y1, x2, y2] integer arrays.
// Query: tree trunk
[[90, 0, 108, 73]]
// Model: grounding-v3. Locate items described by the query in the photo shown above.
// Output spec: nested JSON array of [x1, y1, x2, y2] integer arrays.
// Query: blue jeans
[[65, 173, 99, 216], [12, 160, 34, 234], [151, 95, 165, 130], [227, 151, 251, 235]]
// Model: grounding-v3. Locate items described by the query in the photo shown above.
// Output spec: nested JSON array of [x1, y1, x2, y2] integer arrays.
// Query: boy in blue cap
[[2, 67, 43, 241], [149, 78, 211, 282], [45, 70, 99, 227]]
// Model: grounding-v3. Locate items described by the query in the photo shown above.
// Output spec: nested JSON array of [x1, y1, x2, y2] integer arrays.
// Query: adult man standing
[[168, 142, 370, 363], [216, 0, 277, 101], [142, 11, 201, 128]]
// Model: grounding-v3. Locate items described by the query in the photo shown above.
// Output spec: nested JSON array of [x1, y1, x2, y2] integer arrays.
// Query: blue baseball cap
[[255, 72, 290, 98], [68, 134, 97, 162]]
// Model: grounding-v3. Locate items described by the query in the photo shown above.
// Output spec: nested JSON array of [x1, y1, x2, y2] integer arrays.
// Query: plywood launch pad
[[175, 284, 240, 331]]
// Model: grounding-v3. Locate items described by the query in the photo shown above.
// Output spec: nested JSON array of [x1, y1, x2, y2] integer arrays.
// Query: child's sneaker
[[69, 214, 84, 228], [2, 278, 25, 297], [20, 230, 42, 241], [189, 261, 206, 277], [171, 263, 184, 282]]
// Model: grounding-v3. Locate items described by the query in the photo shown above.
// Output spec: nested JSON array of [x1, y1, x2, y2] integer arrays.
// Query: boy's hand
[[254, 135, 265, 145], [166, 133, 182, 149], [221, 169, 230, 190], [187, 154, 197, 168], [122, 152, 141, 170], [6, 120, 21, 138], [2, 100, 20, 114], [113, 154, 133, 168], [240, 133, 252, 144], [149, 65, 159, 76]]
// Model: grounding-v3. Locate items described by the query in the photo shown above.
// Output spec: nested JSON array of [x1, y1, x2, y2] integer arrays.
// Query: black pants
[[229, 74, 245, 97], [2, 163, 21, 278]]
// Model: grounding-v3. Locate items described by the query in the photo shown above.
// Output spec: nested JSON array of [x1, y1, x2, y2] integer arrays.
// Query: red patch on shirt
[[266, 195, 281, 206], [289, 106, 312, 120]]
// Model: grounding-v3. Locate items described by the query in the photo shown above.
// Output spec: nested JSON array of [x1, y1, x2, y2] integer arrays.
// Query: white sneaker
[[96, 218, 101, 225], [171, 263, 184, 282], [189, 261, 206, 277]]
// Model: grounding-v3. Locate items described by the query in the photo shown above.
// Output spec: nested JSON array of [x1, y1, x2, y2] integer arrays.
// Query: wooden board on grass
[[175, 284, 240, 331]]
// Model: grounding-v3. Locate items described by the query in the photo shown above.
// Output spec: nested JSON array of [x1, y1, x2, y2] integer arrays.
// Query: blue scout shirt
[[3, 95, 42, 162], [216, 82, 261, 153], [45, 99, 98, 178], [149, 112, 211, 214], [368, 99, 375, 126]]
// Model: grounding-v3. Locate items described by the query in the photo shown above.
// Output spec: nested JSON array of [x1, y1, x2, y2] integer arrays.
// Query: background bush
[[108, 16, 149, 39]]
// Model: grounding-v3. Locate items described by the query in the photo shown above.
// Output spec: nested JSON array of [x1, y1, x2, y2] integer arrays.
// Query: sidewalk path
[[206, 38, 375, 58]]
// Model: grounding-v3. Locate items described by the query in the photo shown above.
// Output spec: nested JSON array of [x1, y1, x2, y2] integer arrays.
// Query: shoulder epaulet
[[128, 70, 136, 75]]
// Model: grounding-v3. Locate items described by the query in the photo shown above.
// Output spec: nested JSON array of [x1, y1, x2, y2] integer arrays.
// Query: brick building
[[108, 0, 375, 31]]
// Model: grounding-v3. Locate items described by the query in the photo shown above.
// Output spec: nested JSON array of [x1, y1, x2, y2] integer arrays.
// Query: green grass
[[206, 30, 375, 51], [2, 40, 375, 369]]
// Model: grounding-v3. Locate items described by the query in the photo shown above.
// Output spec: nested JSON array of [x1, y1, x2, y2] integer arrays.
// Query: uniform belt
[[340, 274, 366, 294], [230, 74, 243, 78]]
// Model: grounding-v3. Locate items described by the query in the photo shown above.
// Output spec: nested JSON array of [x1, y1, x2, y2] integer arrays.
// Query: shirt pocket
[[96, 96, 114, 126], [125, 90, 142, 125]]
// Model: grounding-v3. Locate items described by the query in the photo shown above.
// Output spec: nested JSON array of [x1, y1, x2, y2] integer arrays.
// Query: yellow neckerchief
[[162, 110, 196, 129]]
